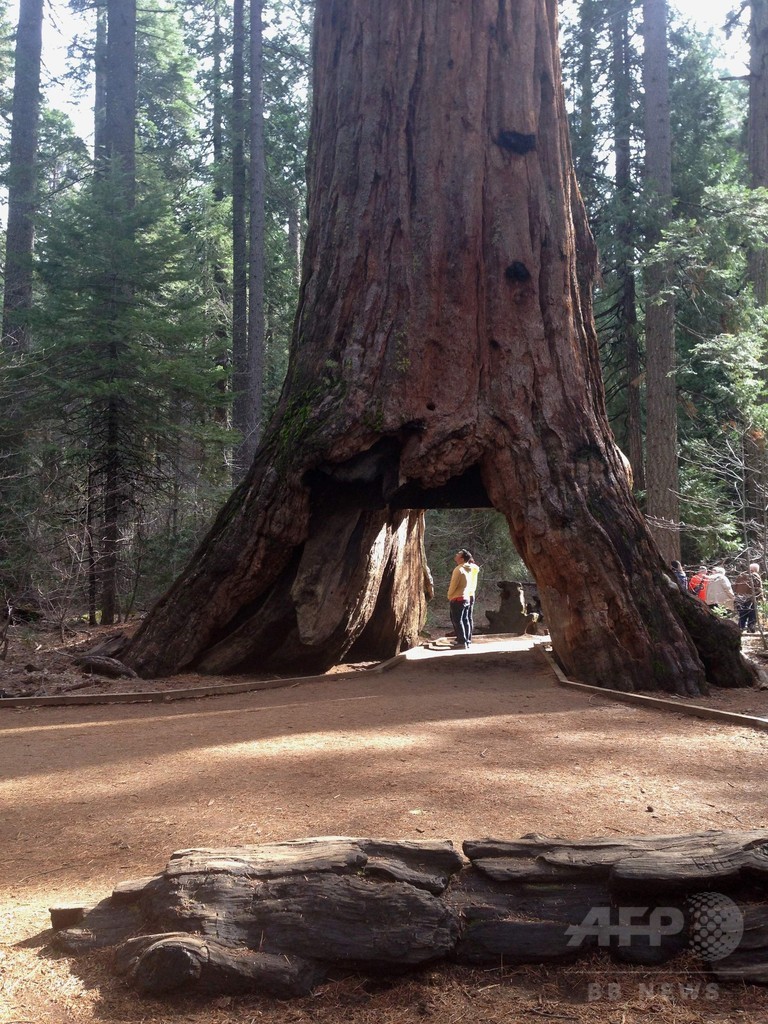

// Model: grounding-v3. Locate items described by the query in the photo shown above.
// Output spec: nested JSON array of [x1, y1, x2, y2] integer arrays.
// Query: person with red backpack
[[688, 566, 709, 603]]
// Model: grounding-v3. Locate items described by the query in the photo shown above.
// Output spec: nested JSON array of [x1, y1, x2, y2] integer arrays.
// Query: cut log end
[[133, 939, 204, 994]]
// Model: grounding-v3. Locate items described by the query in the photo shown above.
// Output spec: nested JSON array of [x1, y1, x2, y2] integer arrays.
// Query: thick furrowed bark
[[194, 504, 426, 675], [126, 441, 427, 677], [482, 445, 751, 696], [124, 0, 756, 694]]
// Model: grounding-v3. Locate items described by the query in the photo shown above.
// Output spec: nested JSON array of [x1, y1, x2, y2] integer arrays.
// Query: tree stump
[[484, 581, 539, 635], [50, 832, 768, 998]]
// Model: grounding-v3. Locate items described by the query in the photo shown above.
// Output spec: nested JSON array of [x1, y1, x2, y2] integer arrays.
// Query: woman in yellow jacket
[[447, 549, 479, 648]]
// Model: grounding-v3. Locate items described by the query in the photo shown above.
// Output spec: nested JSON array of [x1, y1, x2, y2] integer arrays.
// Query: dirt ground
[[2, 632, 768, 1024]]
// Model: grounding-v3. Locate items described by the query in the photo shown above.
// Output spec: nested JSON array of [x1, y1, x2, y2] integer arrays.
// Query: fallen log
[[50, 832, 768, 998]]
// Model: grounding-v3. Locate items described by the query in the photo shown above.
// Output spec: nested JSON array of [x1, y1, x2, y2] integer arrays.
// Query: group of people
[[446, 548, 764, 645], [671, 559, 763, 633], [447, 549, 480, 649]]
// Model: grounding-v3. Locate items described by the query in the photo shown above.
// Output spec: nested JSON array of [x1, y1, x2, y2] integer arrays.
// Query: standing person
[[670, 560, 687, 591], [706, 566, 735, 613], [460, 550, 480, 645], [447, 550, 471, 649], [688, 566, 709, 603], [733, 563, 764, 633]]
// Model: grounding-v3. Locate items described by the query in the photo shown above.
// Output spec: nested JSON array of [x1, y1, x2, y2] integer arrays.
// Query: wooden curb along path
[[1, 636, 767, 735], [539, 645, 768, 733], [0, 651, 409, 710]]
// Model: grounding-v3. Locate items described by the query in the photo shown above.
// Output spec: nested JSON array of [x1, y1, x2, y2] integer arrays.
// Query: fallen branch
[[71, 655, 138, 679]]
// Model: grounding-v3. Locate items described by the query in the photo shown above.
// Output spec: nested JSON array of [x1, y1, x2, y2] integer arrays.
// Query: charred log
[[52, 833, 768, 997]]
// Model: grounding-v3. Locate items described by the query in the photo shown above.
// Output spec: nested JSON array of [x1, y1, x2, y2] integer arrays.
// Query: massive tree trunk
[[125, 0, 755, 695]]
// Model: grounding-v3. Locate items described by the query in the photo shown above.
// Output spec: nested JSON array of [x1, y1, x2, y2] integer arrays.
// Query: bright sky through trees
[[672, 0, 748, 70], [0, 0, 748, 169], [7, 0, 750, 140]]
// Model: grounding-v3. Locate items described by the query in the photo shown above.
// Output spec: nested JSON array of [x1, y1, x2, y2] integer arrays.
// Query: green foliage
[[668, 26, 745, 208], [643, 184, 768, 556], [35, 108, 91, 209], [649, 184, 768, 306], [0, 161, 231, 612], [561, 2, 764, 561], [0, 454, 92, 620], [33, 170, 219, 423], [136, 0, 200, 185], [0, 0, 315, 615], [677, 451, 742, 563]]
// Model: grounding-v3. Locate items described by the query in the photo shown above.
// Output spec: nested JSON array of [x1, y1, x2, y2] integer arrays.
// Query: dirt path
[[2, 636, 768, 1023]]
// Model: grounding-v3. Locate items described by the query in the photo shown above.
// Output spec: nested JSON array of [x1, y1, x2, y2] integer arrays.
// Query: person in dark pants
[[733, 563, 763, 633], [670, 560, 687, 591], [457, 549, 480, 645], [447, 550, 471, 648]]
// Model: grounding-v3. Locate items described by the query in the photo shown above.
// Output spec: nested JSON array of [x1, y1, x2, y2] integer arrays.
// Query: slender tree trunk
[[612, 0, 644, 491], [749, 0, 768, 304], [101, 392, 122, 625], [87, 463, 98, 626], [288, 200, 302, 288], [247, 0, 265, 458], [100, 0, 137, 626], [642, 0, 679, 561], [104, 0, 136, 194], [94, 4, 107, 164], [0, 0, 43, 555], [211, 0, 231, 429], [573, 0, 598, 214], [125, 0, 755, 695], [2, 0, 43, 355], [231, 0, 249, 480], [740, 0, 768, 544], [212, 3, 224, 201]]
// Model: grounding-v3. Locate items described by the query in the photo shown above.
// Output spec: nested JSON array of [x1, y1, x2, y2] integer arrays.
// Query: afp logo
[[565, 893, 743, 961]]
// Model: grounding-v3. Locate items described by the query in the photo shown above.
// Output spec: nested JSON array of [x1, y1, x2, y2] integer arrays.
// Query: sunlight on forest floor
[[2, 636, 768, 1024]]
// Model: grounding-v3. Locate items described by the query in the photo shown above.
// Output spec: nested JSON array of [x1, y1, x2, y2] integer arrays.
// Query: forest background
[[1, 0, 767, 635]]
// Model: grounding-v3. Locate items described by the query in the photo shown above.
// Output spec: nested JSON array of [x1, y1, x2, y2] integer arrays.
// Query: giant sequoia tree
[[125, 0, 755, 695]]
